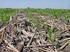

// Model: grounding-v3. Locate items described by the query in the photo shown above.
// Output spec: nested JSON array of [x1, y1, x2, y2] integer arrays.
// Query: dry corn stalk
[[43, 17, 70, 32]]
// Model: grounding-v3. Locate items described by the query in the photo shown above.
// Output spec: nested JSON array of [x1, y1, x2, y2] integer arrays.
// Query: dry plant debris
[[0, 13, 70, 52]]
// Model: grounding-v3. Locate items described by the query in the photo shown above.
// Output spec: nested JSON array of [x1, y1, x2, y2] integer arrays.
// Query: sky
[[0, 0, 70, 9]]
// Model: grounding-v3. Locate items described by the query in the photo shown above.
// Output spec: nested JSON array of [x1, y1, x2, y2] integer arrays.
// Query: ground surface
[[0, 8, 70, 52]]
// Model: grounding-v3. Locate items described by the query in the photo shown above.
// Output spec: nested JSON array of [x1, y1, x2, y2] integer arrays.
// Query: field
[[0, 8, 70, 52], [0, 8, 70, 24]]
